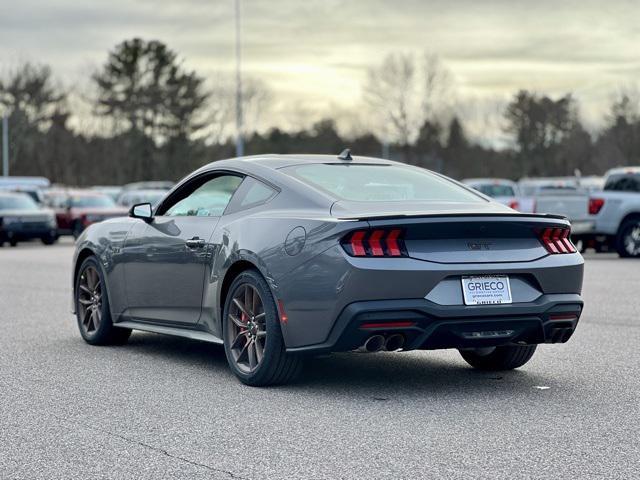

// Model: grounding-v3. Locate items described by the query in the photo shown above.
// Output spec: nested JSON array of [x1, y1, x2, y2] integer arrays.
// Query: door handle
[[186, 237, 206, 249]]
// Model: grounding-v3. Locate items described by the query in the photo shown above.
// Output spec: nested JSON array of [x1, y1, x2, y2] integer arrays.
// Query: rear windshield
[[472, 184, 515, 198], [283, 164, 484, 203], [0, 194, 39, 211], [604, 174, 640, 192]]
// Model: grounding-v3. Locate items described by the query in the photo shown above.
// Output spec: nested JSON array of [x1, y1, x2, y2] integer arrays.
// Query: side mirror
[[129, 203, 153, 222]]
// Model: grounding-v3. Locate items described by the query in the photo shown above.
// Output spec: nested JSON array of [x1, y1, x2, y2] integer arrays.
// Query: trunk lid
[[334, 201, 569, 264]]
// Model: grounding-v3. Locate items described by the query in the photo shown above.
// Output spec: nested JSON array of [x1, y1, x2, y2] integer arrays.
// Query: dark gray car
[[0, 192, 58, 247], [72, 153, 584, 386]]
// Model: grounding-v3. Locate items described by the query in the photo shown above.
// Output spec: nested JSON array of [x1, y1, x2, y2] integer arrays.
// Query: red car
[[44, 190, 127, 238]]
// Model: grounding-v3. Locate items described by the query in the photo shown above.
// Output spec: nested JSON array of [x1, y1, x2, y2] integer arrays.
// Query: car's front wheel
[[41, 233, 57, 245], [75, 256, 131, 345], [223, 269, 302, 386], [459, 345, 537, 370]]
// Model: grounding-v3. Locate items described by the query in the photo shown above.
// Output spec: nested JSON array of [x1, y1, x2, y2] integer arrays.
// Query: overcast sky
[[1, 0, 639, 133]]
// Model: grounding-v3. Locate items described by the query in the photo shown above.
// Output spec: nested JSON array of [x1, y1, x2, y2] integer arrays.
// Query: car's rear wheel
[[223, 269, 302, 386], [75, 256, 131, 345], [459, 345, 537, 370], [615, 219, 640, 258]]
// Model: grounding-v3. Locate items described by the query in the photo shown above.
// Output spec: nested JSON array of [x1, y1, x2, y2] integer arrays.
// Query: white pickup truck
[[583, 167, 640, 257], [518, 178, 594, 237]]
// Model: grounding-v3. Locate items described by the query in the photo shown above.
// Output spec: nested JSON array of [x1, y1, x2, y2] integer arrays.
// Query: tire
[[41, 233, 57, 245], [9, 239, 18, 247], [72, 221, 84, 239], [75, 256, 131, 345], [615, 219, 640, 258], [222, 269, 302, 386], [459, 345, 537, 371]]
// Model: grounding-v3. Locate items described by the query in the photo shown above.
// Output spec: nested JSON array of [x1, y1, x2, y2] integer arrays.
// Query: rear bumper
[[286, 293, 583, 354]]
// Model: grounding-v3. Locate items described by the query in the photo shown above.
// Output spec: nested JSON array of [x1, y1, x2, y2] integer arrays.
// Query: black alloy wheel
[[223, 269, 302, 386], [75, 256, 131, 345]]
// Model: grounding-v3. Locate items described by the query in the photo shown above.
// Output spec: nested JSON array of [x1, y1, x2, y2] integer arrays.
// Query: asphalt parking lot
[[0, 238, 638, 479]]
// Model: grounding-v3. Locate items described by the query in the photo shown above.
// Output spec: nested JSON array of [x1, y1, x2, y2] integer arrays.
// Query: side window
[[164, 175, 243, 217], [225, 177, 277, 215], [241, 179, 276, 207]]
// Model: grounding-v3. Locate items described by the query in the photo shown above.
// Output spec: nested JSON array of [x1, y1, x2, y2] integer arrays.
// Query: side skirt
[[115, 320, 223, 344]]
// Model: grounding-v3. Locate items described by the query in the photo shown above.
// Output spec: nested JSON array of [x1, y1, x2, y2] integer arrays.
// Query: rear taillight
[[342, 229, 407, 257], [538, 227, 576, 254], [589, 197, 605, 215], [508, 200, 520, 211]]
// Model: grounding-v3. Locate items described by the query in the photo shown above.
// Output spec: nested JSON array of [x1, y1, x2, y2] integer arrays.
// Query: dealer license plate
[[461, 276, 512, 305]]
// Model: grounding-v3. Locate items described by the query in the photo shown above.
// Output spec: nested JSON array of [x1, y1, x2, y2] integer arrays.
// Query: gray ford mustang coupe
[[72, 152, 584, 386]]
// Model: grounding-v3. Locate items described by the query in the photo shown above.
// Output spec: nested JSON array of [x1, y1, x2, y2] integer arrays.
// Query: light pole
[[234, 0, 244, 157], [2, 114, 8, 177]]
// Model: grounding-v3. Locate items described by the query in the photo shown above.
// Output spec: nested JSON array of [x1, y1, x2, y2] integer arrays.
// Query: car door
[[122, 173, 244, 325]]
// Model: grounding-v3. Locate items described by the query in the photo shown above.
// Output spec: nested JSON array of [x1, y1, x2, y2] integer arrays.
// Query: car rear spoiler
[[334, 212, 569, 222]]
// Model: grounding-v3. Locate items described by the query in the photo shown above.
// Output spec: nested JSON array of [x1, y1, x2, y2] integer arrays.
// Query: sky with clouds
[[1, 0, 639, 134]]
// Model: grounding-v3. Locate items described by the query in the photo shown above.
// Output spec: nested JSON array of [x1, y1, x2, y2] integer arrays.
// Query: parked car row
[[0, 177, 174, 246], [3, 167, 640, 258]]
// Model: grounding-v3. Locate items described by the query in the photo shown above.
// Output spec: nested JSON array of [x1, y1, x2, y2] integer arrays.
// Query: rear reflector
[[277, 299, 288, 324], [359, 321, 416, 329], [589, 197, 605, 215], [342, 229, 407, 257], [548, 314, 578, 321], [539, 227, 576, 254]]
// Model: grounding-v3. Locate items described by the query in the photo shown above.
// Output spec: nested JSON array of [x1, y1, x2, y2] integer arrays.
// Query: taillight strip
[[386, 229, 402, 257], [369, 229, 384, 256], [539, 227, 576, 254], [350, 230, 366, 256], [342, 228, 407, 258]]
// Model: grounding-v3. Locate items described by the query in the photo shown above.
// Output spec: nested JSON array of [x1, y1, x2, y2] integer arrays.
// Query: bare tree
[[421, 53, 454, 122], [363, 52, 454, 161], [364, 53, 418, 148], [240, 77, 272, 137], [0, 62, 67, 174], [0, 63, 65, 127]]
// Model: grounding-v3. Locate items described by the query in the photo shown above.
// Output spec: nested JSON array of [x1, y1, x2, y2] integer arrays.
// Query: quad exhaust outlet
[[384, 334, 404, 351], [357, 334, 405, 353], [362, 334, 385, 352]]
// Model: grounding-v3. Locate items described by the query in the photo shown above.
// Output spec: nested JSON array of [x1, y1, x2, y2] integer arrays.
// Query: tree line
[[1, 39, 639, 186]]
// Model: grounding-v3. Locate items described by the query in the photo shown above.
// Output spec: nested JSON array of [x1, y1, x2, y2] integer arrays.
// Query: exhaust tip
[[363, 334, 385, 353], [384, 334, 405, 352]]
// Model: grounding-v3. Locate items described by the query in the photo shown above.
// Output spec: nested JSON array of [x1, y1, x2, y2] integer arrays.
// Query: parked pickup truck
[[583, 167, 640, 257], [518, 178, 594, 237]]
